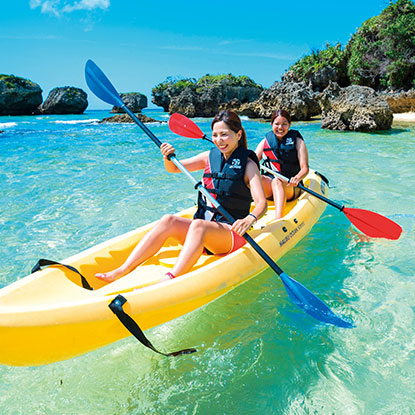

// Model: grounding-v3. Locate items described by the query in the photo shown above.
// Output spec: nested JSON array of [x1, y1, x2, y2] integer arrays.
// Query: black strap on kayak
[[109, 294, 197, 357], [314, 171, 331, 187], [31, 259, 93, 291]]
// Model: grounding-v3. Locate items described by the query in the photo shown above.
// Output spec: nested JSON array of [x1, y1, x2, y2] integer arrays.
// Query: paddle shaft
[[260, 164, 344, 211]]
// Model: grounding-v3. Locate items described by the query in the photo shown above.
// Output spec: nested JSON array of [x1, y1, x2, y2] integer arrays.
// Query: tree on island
[[285, 0, 415, 91]]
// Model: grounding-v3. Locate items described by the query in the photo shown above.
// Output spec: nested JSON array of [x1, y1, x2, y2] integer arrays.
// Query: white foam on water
[[0, 122, 17, 128], [53, 119, 100, 125]]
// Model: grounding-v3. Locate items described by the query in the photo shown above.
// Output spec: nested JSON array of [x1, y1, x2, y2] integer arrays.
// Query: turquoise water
[[0, 109, 414, 414]]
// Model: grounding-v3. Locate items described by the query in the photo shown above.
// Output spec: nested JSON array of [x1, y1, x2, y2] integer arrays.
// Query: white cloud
[[30, 0, 60, 16], [30, 0, 110, 15], [63, 0, 110, 13]]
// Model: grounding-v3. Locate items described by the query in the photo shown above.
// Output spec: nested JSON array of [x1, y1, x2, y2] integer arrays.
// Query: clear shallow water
[[0, 109, 414, 414]]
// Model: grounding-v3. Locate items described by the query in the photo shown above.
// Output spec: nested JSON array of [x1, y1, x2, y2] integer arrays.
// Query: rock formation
[[111, 93, 148, 113], [99, 112, 163, 124], [319, 83, 393, 131], [152, 87, 171, 113], [40, 87, 88, 114], [171, 84, 263, 117], [381, 89, 415, 113], [229, 81, 321, 121], [282, 65, 347, 92], [0, 75, 43, 115], [152, 75, 263, 117]]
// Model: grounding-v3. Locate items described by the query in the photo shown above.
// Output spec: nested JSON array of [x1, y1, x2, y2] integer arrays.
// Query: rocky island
[[99, 92, 164, 123], [1, 0, 414, 131], [40, 86, 88, 114], [110, 92, 147, 114], [152, 74, 263, 118], [0, 75, 43, 115], [149, 0, 415, 131], [0, 76, 89, 116], [100, 112, 162, 124]]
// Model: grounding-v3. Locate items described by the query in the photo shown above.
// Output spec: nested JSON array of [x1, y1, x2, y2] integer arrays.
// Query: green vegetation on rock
[[195, 74, 262, 90], [152, 76, 196, 95], [124, 92, 146, 96], [286, 0, 415, 90], [346, 0, 415, 89], [288, 43, 347, 83], [0, 74, 37, 89], [152, 74, 262, 95]]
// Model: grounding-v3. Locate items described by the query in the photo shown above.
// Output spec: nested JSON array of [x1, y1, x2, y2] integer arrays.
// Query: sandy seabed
[[393, 112, 415, 123]]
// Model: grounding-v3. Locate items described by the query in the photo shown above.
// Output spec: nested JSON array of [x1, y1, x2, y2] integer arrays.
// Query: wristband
[[248, 213, 257, 222]]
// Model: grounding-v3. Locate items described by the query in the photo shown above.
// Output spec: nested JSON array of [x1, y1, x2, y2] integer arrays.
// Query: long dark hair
[[211, 110, 247, 148], [271, 109, 292, 124]]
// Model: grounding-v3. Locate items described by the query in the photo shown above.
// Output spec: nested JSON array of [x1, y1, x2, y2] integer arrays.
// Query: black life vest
[[262, 129, 303, 178], [194, 146, 259, 224]]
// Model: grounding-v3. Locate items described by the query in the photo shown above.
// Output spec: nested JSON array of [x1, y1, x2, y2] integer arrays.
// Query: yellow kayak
[[0, 170, 328, 366]]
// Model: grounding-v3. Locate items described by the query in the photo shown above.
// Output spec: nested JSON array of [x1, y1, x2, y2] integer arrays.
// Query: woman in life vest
[[255, 109, 309, 220], [96, 110, 267, 283]]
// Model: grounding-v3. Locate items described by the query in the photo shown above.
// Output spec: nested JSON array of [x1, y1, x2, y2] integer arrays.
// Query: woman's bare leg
[[262, 175, 295, 219], [96, 215, 192, 282], [272, 178, 294, 219], [170, 219, 233, 277], [261, 175, 274, 199]]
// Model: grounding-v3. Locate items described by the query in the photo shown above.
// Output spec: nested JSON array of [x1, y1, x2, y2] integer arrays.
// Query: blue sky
[[1, 0, 390, 109]]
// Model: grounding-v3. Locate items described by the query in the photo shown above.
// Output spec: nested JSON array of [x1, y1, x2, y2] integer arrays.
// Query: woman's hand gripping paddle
[[85, 60, 353, 328], [169, 113, 402, 241]]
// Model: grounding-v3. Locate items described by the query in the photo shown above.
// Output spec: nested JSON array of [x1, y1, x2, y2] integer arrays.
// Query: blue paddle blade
[[85, 59, 124, 107], [279, 272, 354, 328]]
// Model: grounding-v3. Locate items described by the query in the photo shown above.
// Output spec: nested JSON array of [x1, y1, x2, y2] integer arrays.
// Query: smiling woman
[[95, 109, 267, 282], [256, 109, 310, 219]]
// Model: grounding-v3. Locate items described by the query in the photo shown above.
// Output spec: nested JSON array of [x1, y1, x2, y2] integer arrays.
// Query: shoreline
[[1, 111, 415, 125], [392, 112, 415, 123]]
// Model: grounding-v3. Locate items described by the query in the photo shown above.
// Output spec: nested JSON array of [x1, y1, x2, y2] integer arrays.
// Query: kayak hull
[[0, 171, 329, 366]]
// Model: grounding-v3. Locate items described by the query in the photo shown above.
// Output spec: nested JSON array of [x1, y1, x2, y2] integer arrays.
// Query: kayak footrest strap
[[108, 294, 197, 357], [31, 259, 93, 290]]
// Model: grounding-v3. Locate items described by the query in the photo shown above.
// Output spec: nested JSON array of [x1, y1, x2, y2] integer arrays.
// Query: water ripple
[[0, 111, 414, 414]]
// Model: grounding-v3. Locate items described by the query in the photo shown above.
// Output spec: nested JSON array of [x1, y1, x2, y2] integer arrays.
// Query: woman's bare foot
[[95, 268, 125, 282]]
